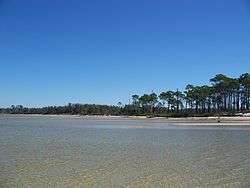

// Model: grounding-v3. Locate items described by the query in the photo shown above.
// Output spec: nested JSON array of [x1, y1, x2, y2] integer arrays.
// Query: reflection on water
[[0, 115, 250, 187]]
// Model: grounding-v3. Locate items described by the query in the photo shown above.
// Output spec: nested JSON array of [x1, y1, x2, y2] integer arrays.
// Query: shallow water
[[0, 115, 250, 188]]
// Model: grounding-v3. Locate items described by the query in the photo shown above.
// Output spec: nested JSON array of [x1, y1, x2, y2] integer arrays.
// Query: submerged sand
[[1, 114, 250, 187]]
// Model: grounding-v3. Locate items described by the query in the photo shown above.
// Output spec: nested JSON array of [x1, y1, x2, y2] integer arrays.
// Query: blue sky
[[1, 0, 250, 107]]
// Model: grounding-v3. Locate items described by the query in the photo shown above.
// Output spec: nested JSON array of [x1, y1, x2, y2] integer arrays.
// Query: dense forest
[[1, 73, 249, 117]]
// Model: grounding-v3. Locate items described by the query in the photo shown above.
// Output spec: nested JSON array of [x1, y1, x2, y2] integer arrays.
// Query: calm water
[[0, 115, 250, 188]]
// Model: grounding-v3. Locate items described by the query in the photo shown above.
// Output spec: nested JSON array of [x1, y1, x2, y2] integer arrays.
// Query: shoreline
[[1, 113, 250, 126]]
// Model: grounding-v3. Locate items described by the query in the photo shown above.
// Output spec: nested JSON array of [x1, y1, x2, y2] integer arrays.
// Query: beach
[[2, 114, 250, 126]]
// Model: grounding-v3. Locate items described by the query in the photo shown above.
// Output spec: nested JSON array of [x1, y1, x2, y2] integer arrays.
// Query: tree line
[[1, 73, 249, 117]]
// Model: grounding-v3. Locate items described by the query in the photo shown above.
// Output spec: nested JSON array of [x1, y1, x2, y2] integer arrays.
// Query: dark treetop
[[1, 73, 249, 117]]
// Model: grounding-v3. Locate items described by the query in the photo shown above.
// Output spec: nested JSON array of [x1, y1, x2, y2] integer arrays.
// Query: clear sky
[[1, 0, 250, 107]]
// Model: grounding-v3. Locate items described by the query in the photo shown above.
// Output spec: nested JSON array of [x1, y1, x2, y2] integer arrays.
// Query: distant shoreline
[[1, 113, 250, 126]]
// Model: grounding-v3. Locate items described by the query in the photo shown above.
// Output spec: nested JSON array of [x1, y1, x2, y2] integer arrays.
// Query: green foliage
[[1, 73, 249, 117]]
